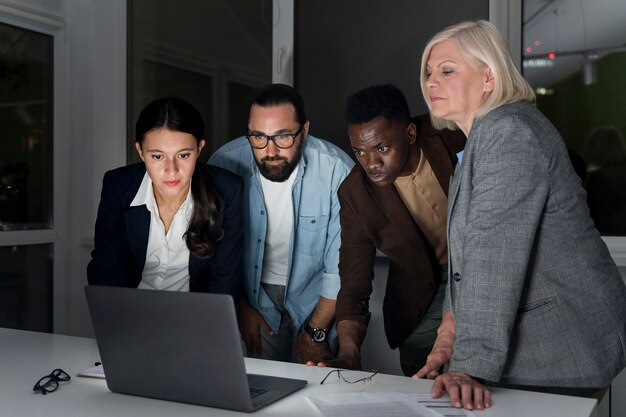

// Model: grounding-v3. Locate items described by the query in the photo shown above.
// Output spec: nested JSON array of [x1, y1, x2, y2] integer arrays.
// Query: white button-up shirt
[[131, 172, 192, 291]]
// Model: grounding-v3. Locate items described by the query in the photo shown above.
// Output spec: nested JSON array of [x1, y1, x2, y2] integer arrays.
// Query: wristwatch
[[305, 324, 327, 343]]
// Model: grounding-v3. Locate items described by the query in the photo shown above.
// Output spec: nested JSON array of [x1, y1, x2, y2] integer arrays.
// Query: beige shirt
[[393, 148, 448, 265]]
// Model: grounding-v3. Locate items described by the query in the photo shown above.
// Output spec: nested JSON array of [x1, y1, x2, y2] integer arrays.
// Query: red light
[[534, 40, 541, 46], [526, 47, 533, 53], [548, 53, 556, 59]]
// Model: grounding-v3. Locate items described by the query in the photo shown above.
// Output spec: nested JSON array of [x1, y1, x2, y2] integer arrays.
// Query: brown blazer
[[335, 115, 465, 349]]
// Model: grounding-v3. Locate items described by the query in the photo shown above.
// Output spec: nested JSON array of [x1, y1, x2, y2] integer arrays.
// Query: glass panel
[[130, 60, 214, 162], [0, 244, 53, 332], [523, 0, 626, 236], [295, 0, 488, 157], [128, 0, 272, 163], [227, 81, 261, 141], [0, 23, 53, 231]]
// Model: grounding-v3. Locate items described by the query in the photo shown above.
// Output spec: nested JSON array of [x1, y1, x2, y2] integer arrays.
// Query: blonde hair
[[420, 20, 535, 130]]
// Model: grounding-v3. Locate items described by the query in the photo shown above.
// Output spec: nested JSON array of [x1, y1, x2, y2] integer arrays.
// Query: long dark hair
[[135, 97, 222, 259]]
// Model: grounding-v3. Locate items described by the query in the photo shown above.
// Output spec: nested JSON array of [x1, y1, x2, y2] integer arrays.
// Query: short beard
[[255, 142, 303, 182]]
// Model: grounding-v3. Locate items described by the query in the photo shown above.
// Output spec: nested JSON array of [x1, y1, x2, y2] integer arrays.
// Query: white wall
[[63, 0, 127, 336]]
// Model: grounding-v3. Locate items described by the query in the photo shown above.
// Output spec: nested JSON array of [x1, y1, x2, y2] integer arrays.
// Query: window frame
[[0, 7, 70, 330]]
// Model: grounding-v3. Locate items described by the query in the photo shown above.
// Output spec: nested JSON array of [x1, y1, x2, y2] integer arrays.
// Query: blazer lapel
[[124, 204, 203, 283], [420, 132, 457, 196], [417, 125, 463, 233], [447, 168, 461, 219], [446, 148, 464, 254], [365, 174, 424, 253], [124, 205, 150, 273], [188, 253, 201, 277]]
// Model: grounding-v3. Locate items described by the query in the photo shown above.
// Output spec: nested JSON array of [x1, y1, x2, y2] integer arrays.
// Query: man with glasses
[[209, 84, 353, 364]]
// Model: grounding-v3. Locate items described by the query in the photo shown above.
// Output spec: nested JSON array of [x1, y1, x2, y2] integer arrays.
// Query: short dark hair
[[346, 84, 410, 127], [251, 83, 307, 126]]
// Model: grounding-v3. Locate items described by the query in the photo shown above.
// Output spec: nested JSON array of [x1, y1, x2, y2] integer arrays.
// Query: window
[[522, 0, 626, 238], [127, 0, 274, 163], [0, 23, 53, 231], [0, 21, 55, 332]]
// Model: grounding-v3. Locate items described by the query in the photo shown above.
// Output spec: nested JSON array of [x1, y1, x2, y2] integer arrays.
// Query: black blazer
[[87, 163, 243, 299]]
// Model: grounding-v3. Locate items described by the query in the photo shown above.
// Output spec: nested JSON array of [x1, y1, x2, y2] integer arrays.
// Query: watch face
[[312, 329, 326, 343]]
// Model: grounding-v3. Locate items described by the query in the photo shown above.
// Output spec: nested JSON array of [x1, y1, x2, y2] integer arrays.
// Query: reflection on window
[[0, 23, 53, 231], [0, 244, 53, 332], [130, 60, 214, 162], [128, 0, 273, 163], [523, 0, 626, 236], [228, 82, 262, 140]]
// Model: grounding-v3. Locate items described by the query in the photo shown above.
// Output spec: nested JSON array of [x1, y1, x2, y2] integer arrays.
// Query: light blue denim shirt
[[209, 135, 354, 333]]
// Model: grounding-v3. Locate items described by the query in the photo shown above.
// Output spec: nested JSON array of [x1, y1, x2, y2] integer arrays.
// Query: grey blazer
[[446, 101, 626, 388]]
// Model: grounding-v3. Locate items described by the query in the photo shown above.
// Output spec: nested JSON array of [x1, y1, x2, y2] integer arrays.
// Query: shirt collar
[[130, 172, 153, 208], [130, 172, 193, 216], [456, 150, 464, 164]]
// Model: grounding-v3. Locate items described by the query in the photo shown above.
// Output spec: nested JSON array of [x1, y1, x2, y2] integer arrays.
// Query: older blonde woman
[[416, 20, 626, 410]]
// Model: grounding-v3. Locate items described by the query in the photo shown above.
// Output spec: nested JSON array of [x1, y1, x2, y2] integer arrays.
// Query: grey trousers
[[246, 283, 337, 363]]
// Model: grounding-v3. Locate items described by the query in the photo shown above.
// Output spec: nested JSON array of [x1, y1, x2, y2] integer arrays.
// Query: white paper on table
[[306, 392, 444, 417], [76, 364, 105, 379], [409, 394, 477, 417]]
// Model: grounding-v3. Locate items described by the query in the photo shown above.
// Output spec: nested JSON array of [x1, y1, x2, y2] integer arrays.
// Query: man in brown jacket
[[307, 84, 465, 375]]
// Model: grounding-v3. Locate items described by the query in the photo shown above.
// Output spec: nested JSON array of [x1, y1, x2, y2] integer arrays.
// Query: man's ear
[[301, 120, 311, 138], [135, 142, 145, 161], [407, 122, 417, 145]]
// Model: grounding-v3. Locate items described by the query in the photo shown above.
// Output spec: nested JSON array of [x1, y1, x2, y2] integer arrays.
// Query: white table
[[0, 328, 597, 417]]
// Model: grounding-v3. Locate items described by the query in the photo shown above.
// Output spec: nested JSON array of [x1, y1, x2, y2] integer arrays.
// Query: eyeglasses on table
[[320, 369, 379, 385], [33, 368, 71, 395]]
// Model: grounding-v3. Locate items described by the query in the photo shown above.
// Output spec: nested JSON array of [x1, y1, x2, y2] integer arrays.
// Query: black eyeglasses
[[246, 125, 303, 149], [320, 369, 379, 385], [33, 368, 71, 395]]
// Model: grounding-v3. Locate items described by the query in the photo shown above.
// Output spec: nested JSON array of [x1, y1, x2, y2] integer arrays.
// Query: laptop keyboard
[[249, 387, 269, 399]]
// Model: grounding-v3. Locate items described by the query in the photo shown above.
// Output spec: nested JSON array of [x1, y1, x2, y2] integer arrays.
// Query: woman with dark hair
[[88, 97, 243, 298]]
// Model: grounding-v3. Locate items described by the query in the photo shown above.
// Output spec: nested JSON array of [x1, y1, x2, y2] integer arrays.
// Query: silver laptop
[[84, 285, 307, 412]]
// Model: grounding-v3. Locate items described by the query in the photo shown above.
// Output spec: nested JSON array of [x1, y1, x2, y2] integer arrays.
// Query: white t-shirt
[[259, 164, 299, 286], [130, 172, 192, 291]]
